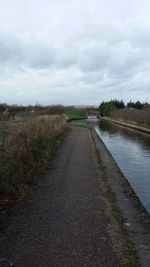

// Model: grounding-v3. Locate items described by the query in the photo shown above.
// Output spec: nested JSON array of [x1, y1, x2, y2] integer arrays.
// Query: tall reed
[[0, 115, 66, 194]]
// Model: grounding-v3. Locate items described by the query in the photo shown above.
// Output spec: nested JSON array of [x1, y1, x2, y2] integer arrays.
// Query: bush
[[99, 100, 125, 117]]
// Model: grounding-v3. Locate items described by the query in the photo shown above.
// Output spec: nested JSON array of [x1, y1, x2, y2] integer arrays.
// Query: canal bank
[[91, 118, 150, 215], [92, 128, 150, 267], [101, 117, 150, 134]]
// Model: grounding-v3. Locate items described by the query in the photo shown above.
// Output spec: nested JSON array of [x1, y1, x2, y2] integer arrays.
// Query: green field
[[64, 109, 87, 120]]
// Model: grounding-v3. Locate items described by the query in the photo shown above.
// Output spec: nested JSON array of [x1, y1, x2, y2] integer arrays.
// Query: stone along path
[[0, 128, 124, 267]]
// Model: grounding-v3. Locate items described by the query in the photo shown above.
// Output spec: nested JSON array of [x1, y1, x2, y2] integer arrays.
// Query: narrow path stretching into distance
[[0, 128, 124, 267]]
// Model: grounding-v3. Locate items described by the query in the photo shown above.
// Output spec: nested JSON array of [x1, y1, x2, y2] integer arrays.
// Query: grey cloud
[[0, 0, 150, 105], [130, 28, 150, 48], [0, 34, 55, 69], [0, 27, 150, 80], [0, 35, 22, 62], [55, 49, 76, 68], [25, 45, 55, 69]]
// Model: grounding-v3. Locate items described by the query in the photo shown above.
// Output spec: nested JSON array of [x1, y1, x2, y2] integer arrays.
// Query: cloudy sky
[[0, 0, 150, 105]]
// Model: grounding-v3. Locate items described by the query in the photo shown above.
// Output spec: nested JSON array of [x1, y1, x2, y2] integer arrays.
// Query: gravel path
[[0, 128, 123, 267]]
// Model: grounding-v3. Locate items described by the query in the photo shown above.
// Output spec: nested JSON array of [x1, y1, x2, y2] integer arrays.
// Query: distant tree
[[113, 100, 125, 109], [134, 101, 142, 109], [127, 101, 134, 108], [99, 100, 125, 116], [127, 101, 143, 109], [0, 103, 7, 112], [143, 102, 150, 109]]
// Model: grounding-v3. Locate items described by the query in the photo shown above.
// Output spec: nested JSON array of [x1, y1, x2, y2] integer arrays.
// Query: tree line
[[99, 100, 150, 117]]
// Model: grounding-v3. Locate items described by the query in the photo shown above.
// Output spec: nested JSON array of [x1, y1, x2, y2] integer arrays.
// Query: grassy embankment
[[64, 108, 87, 120], [64, 108, 91, 129], [0, 115, 66, 197]]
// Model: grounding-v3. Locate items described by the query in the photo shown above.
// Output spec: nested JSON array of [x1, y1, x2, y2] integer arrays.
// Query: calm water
[[88, 118, 150, 214]]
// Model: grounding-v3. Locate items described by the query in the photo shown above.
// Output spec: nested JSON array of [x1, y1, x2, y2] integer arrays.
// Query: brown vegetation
[[110, 108, 150, 128], [0, 115, 66, 195], [0, 105, 65, 122]]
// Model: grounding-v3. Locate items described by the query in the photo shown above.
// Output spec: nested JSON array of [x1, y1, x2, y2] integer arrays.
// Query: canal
[[88, 118, 150, 214]]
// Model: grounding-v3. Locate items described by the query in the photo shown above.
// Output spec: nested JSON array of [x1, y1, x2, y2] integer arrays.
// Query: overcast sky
[[0, 0, 150, 105]]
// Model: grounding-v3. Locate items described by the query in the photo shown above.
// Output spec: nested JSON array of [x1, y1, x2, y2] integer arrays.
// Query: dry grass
[[111, 108, 150, 128], [0, 115, 66, 194]]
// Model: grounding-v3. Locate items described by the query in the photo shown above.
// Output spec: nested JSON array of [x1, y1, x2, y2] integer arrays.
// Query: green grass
[[64, 109, 87, 120], [69, 120, 92, 129]]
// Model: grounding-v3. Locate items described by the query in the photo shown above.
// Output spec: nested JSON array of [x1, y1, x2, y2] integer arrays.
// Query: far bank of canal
[[87, 118, 150, 215]]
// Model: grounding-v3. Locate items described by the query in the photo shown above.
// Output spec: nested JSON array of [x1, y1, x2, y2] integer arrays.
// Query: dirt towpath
[[0, 128, 126, 267]]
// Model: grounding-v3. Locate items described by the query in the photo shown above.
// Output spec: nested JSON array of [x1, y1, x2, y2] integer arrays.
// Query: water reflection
[[87, 118, 150, 214], [99, 120, 150, 149]]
